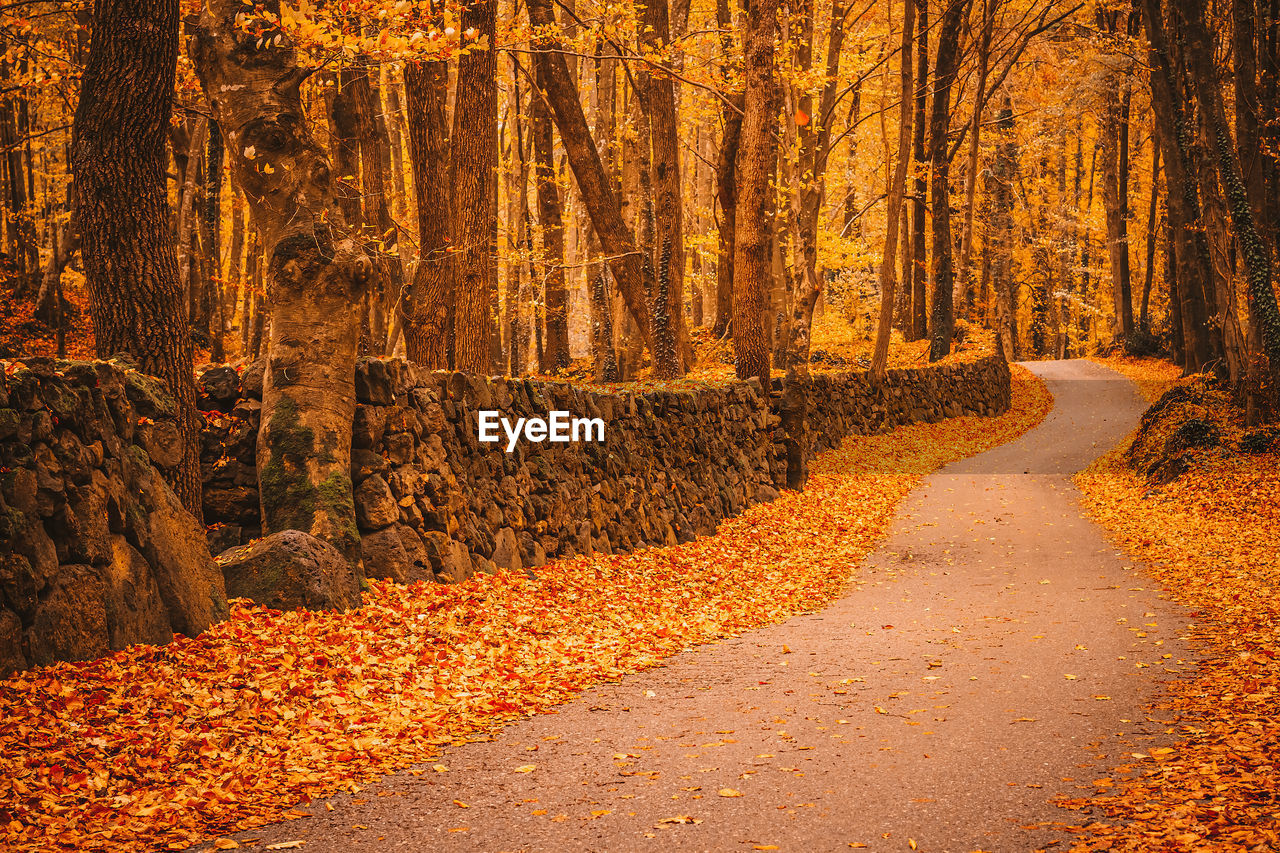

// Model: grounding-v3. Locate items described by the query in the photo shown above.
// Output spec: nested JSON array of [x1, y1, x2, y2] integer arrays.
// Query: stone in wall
[[0, 358, 229, 676]]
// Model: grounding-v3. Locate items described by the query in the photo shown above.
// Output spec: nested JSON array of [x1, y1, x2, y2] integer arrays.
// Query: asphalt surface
[[229, 359, 1195, 853]]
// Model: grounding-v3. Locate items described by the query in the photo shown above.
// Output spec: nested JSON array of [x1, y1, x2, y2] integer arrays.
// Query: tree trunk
[[926, 0, 967, 362], [589, 45, 621, 380], [1140, 0, 1219, 373], [639, 0, 685, 378], [451, 0, 498, 374], [72, 0, 203, 521], [713, 94, 744, 338], [533, 63, 571, 372], [956, 0, 996, 318], [191, 0, 371, 570], [527, 0, 655, 349], [1098, 34, 1134, 340], [872, 0, 915, 376], [733, 0, 779, 386], [402, 59, 451, 368], [1139, 136, 1160, 331], [990, 101, 1019, 359], [783, 0, 849, 369], [1175, 0, 1280, 393], [908, 0, 930, 342], [206, 119, 225, 361]]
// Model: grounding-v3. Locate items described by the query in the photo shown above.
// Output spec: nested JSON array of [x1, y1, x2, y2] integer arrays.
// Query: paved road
[[234, 360, 1194, 853]]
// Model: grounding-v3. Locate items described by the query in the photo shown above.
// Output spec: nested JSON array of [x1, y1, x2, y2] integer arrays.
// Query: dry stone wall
[[201, 355, 1010, 584], [0, 358, 229, 676]]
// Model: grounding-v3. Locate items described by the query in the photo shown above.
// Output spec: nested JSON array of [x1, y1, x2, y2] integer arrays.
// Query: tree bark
[[732, 0, 779, 387], [72, 0, 203, 521], [402, 59, 451, 368], [638, 0, 685, 378], [451, 0, 498, 374], [926, 0, 968, 362], [872, 0, 915, 376], [533, 63, 571, 372], [1140, 0, 1219, 373], [908, 0, 930, 342], [1175, 0, 1280, 393], [191, 0, 371, 569]]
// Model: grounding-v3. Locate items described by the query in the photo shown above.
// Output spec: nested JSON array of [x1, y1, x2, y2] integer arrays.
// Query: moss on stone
[[316, 469, 359, 548], [259, 396, 318, 534]]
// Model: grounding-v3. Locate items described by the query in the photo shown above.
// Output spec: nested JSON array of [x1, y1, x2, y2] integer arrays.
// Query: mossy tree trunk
[[190, 0, 370, 567]]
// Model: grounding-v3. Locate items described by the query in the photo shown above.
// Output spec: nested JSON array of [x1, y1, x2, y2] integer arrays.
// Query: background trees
[[1, 0, 1278, 410]]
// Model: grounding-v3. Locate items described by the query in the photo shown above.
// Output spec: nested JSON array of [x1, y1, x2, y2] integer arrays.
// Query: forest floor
[[187, 359, 1210, 853]]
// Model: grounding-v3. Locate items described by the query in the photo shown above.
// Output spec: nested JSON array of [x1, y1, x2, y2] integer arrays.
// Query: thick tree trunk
[[926, 0, 967, 362], [72, 0, 203, 521], [713, 95, 744, 338], [589, 46, 621, 381], [732, 0, 779, 386], [956, 0, 996, 318], [402, 59, 451, 368], [451, 0, 498, 374], [191, 0, 370, 570], [1139, 138, 1160, 331], [783, 0, 848, 370], [206, 119, 225, 361]]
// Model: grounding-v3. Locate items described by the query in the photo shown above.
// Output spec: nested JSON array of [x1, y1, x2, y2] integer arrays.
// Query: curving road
[[233, 360, 1195, 853]]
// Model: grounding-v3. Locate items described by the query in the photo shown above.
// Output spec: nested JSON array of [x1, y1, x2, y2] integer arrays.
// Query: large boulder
[[218, 530, 362, 612]]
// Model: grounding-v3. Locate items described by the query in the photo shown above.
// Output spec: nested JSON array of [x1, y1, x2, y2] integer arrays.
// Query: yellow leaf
[[515, 764, 536, 773], [718, 788, 743, 797]]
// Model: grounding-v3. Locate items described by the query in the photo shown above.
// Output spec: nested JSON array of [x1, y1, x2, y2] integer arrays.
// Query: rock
[[138, 420, 183, 469], [351, 448, 388, 484], [103, 536, 173, 650], [354, 474, 397, 531], [198, 366, 241, 412], [124, 370, 175, 419], [240, 362, 265, 399], [0, 609, 26, 676], [360, 526, 412, 583], [205, 523, 243, 556], [202, 486, 259, 526], [393, 524, 435, 582], [491, 527, 523, 572], [28, 565, 110, 667], [355, 358, 395, 406], [218, 530, 362, 611], [130, 462, 229, 636]]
